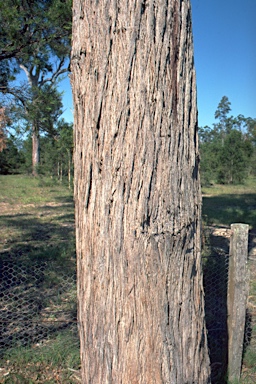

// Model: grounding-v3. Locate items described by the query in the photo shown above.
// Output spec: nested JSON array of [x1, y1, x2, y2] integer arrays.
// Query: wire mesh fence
[[0, 255, 78, 358], [1, 227, 256, 383], [241, 243, 256, 384], [202, 249, 229, 383], [202, 227, 256, 384]]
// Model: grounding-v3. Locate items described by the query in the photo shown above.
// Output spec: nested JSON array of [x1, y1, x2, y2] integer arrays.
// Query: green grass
[[1, 174, 256, 383], [2, 330, 80, 383], [0, 175, 80, 384], [0, 175, 73, 205], [202, 177, 256, 228]]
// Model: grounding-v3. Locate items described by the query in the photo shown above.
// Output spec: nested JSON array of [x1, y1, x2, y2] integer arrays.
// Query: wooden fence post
[[227, 223, 250, 382]]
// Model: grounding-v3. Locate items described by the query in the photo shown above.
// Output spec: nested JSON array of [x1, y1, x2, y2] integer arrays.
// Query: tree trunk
[[67, 149, 71, 189], [71, 1, 211, 383], [32, 125, 40, 176]]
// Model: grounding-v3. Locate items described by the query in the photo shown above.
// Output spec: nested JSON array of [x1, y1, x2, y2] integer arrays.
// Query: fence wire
[[0, 255, 78, 357], [1, 228, 255, 383], [241, 249, 256, 384], [202, 227, 256, 384], [202, 249, 229, 383]]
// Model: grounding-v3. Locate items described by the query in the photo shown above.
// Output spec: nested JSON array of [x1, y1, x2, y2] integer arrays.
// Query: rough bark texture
[[71, 0, 211, 382], [32, 126, 40, 176]]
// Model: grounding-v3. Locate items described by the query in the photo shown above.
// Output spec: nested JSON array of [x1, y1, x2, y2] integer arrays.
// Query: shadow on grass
[[203, 193, 256, 228], [0, 203, 77, 358], [0, 203, 74, 245], [55, 194, 74, 204]]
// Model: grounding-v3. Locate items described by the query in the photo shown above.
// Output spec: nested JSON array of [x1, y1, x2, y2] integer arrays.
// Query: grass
[[0, 175, 72, 206], [202, 177, 256, 384], [0, 175, 80, 384], [1, 174, 256, 383], [202, 177, 256, 228], [2, 330, 80, 384]]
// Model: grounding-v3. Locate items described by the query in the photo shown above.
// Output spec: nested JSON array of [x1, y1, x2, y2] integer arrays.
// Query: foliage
[[6, 120, 74, 180], [0, 135, 25, 174], [25, 85, 63, 134], [214, 95, 231, 130], [0, 0, 72, 62], [199, 96, 255, 185], [0, 107, 9, 151], [0, 0, 72, 174], [39, 119, 73, 176], [217, 129, 252, 184]]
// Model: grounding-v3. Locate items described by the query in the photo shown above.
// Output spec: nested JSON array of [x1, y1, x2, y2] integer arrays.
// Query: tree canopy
[[0, 0, 72, 62], [0, 0, 72, 175], [199, 96, 255, 185]]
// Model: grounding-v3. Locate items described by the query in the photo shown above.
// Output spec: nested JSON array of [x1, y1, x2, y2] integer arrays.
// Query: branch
[[39, 57, 69, 86], [0, 85, 28, 108], [0, 25, 70, 62]]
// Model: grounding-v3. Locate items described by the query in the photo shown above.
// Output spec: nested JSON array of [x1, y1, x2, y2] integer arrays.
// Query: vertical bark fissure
[[71, 0, 210, 382]]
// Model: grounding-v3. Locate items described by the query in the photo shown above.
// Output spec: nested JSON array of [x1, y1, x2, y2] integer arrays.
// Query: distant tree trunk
[[71, 0, 211, 383], [67, 149, 71, 189], [32, 125, 39, 176]]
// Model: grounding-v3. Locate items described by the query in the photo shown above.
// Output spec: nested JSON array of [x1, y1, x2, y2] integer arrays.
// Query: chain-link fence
[[1, 227, 255, 383], [0, 254, 78, 358], [202, 227, 256, 384], [203, 249, 229, 383], [242, 241, 256, 384]]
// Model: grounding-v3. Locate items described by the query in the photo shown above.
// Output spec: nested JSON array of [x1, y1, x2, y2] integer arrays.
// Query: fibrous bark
[[71, 0, 211, 382], [32, 125, 40, 176]]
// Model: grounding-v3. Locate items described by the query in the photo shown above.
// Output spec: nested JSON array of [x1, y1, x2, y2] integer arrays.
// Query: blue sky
[[60, 0, 256, 127], [191, 0, 256, 127]]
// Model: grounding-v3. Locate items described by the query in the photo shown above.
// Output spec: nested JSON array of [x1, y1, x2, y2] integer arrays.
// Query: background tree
[[246, 117, 256, 175], [214, 96, 231, 129], [0, 0, 71, 62], [39, 120, 73, 185], [55, 120, 73, 188], [199, 97, 255, 185], [0, 107, 9, 151], [199, 125, 221, 186], [217, 129, 252, 184], [0, 135, 25, 174], [0, 0, 72, 175], [19, 119, 73, 182], [71, 0, 210, 382]]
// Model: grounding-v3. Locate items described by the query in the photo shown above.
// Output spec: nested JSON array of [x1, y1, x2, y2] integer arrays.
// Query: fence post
[[227, 223, 249, 382]]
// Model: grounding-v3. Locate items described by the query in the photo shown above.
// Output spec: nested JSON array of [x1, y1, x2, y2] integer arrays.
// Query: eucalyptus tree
[[0, 0, 71, 62], [0, 0, 72, 175], [40, 120, 73, 185], [199, 97, 255, 185], [71, 0, 211, 382]]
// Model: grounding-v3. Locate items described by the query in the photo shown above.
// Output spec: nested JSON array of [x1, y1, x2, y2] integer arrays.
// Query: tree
[[38, 120, 73, 186], [2, 83, 64, 175], [0, 0, 72, 175], [217, 129, 253, 184], [71, 0, 210, 383], [0, 0, 71, 62], [199, 97, 255, 185], [0, 107, 8, 151], [199, 125, 221, 186], [55, 120, 73, 188], [0, 135, 25, 174], [214, 95, 231, 129]]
